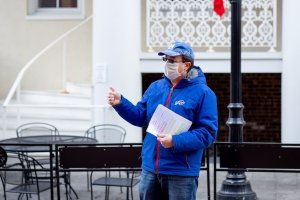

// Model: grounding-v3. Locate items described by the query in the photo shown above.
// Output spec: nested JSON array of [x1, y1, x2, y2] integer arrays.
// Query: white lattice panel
[[146, 0, 277, 52]]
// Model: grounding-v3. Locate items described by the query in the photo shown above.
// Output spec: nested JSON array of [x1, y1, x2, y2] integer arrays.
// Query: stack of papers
[[146, 104, 192, 136]]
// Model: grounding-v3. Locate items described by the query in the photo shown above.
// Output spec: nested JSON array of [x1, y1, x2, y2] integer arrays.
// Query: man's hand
[[157, 133, 174, 148], [107, 87, 121, 106]]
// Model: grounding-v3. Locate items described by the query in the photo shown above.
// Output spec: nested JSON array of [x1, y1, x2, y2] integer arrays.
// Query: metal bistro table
[[0, 135, 98, 200], [0, 135, 97, 152]]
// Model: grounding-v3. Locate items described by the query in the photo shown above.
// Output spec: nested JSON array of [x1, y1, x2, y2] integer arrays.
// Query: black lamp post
[[216, 0, 257, 199]]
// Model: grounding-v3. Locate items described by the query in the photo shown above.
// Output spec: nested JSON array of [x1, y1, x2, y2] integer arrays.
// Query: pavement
[[1, 164, 300, 200], [213, 170, 300, 200]]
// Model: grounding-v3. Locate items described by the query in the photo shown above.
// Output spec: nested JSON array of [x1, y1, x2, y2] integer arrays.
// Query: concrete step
[[1, 117, 92, 136], [6, 117, 90, 128], [20, 90, 91, 105], [3, 106, 92, 120], [0, 126, 89, 140], [1, 85, 94, 139], [65, 82, 93, 96]]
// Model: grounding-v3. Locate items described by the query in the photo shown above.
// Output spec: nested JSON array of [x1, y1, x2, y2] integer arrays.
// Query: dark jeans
[[139, 170, 198, 200]]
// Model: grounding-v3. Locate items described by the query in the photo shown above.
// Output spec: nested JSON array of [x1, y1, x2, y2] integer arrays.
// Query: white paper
[[146, 104, 192, 136]]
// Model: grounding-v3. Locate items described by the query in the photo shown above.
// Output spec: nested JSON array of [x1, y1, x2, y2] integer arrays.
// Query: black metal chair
[[88, 146, 142, 200], [16, 122, 60, 138], [22, 151, 80, 200], [0, 153, 56, 200], [16, 122, 60, 166], [90, 169, 140, 200], [85, 124, 126, 191], [85, 124, 126, 143]]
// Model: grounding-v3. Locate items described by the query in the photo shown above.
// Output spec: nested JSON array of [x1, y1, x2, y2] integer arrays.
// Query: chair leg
[[86, 171, 90, 191], [107, 186, 109, 200], [119, 171, 123, 193], [63, 172, 79, 200], [63, 174, 69, 200], [90, 179, 94, 200], [131, 186, 134, 200], [69, 184, 79, 199], [17, 193, 23, 200], [105, 186, 109, 200], [3, 188, 6, 200]]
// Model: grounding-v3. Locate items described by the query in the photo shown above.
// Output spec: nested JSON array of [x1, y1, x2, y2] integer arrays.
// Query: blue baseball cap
[[158, 41, 194, 60]]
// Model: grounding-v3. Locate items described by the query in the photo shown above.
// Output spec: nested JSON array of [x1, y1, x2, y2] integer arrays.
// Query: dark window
[[39, 0, 77, 8]]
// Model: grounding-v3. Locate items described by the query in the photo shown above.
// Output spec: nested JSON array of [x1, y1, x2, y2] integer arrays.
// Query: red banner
[[214, 0, 225, 16]]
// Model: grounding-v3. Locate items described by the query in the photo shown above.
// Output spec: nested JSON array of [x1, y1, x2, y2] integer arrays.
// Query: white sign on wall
[[94, 64, 107, 83]]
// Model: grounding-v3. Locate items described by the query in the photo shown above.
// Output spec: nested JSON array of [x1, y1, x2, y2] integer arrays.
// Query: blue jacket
[[113, 66, 218, 176]]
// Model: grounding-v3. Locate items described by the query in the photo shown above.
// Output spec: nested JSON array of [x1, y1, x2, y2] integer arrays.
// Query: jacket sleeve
[[112, 89, 151, 127], [172, 88, 218, 153]]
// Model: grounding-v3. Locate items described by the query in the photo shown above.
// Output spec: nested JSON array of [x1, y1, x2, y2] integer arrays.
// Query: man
[[107, 41, 218, 200]]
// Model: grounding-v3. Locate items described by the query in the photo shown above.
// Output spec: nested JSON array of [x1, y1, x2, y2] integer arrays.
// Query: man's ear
[[185, 62, 192, 71]]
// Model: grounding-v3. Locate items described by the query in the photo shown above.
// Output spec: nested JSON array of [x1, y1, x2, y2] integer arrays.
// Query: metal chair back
[[16, 122, 59, 138], [85, 124, 126, 143]]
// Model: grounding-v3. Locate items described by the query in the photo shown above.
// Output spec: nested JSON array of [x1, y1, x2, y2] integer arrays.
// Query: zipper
[[155, 141, 160, 172], [186, 154, 190, 168], [155, 83, 179, 173]]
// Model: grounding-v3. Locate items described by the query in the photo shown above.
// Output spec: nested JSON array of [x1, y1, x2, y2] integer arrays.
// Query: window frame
[[27, 0, 85, 20]]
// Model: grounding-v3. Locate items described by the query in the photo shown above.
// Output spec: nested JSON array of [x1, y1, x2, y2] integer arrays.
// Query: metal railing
[[213, 142, 300, 200], [2, 15, 93, 108], [3, 141, 300, 199], [0, 15, 112, 135]]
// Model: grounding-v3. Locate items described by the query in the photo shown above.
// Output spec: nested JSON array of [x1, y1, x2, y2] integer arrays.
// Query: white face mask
[[164, 62, 181, 80]]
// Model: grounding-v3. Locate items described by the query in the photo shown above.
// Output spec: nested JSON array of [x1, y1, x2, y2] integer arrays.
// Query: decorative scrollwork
[[146, 0, 277, 52]]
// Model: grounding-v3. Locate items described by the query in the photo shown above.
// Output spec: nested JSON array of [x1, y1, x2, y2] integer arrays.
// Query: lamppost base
[[217, 172, 257, 200]]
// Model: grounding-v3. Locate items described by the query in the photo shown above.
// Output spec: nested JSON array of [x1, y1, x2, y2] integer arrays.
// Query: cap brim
[[158, 50, 181, 57]]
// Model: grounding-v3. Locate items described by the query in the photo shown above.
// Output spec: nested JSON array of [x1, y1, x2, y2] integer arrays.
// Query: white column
[[93, 0, 142, 142], [281, 1, 300, 143]]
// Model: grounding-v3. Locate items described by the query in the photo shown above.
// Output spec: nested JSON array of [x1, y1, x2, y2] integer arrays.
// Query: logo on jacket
[[174, 100, 185, 106]]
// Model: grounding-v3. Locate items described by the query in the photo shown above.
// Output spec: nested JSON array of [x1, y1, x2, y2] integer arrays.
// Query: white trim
[[140, 52, 283, 73], [27, 0, 85, 20], [281, 0, 300, 143]]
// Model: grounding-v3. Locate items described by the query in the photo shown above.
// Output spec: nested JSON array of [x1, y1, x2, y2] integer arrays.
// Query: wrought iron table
[[0, 135, 98, 200], [0, 135, 97, 152]]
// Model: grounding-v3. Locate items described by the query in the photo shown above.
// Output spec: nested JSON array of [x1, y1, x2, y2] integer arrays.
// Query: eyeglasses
[[162, 57, 184, 64]]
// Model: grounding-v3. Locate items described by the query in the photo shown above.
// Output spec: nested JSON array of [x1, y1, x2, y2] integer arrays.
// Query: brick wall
[[142, 73, 281, 142]]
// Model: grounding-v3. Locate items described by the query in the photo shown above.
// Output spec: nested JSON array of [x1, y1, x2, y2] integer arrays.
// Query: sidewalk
[[213, 171, 300, 200], [1, 169, 300, 199], [70, 167, 300, 200]]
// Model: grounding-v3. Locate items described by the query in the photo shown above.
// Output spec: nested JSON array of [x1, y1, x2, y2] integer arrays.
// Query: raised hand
[[107, 87, 121, 106]]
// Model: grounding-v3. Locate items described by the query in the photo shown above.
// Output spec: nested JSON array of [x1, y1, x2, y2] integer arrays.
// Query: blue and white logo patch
[[174, 100, 185, 106]]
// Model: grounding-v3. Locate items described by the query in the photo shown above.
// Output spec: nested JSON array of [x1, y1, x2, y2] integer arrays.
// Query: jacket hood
[[164, 66, 207, 88]]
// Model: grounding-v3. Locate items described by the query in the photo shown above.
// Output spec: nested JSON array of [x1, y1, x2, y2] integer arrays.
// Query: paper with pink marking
[[146, 104, 192, 137]]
